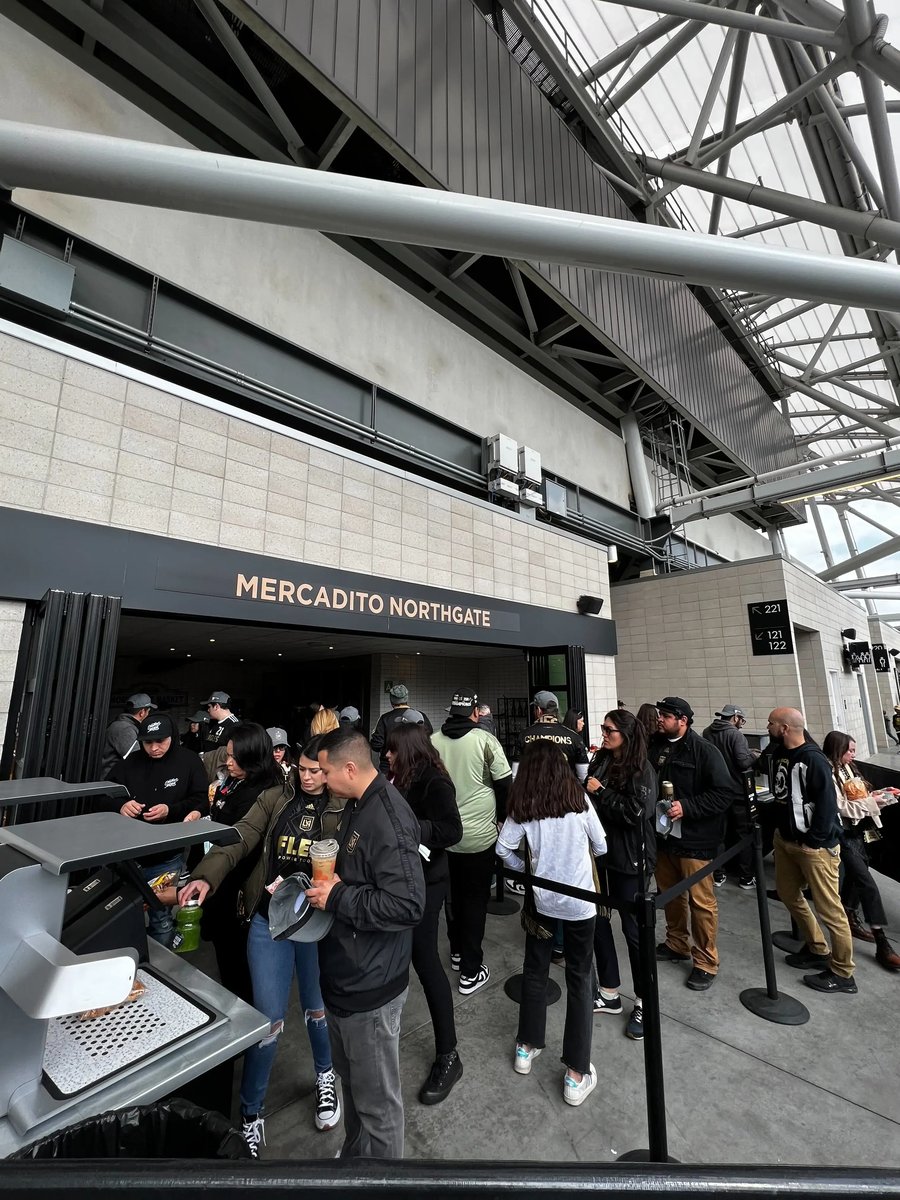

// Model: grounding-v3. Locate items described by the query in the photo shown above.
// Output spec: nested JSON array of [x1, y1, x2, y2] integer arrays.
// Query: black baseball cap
[[657, 696, 694, 721], [447, 689, 478, 716], [137, 713, 175, 741]]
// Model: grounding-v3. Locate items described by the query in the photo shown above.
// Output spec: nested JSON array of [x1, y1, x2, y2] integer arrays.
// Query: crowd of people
[[98, 684, 899, 1159]]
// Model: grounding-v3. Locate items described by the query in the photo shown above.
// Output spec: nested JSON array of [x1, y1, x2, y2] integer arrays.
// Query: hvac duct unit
[[486, 434, 524, 501], [518, 444, 543, 508]]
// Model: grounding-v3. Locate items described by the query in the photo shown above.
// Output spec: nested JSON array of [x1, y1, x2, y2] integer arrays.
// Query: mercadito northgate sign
[[235, 573, 493, 627], [3, 509, 618, 655]]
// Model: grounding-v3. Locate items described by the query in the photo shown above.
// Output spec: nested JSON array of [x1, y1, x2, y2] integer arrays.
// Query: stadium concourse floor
[[190, 846, 900, 1170]]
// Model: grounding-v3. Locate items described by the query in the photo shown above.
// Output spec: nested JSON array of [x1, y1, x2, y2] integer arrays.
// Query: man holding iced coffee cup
[[306, 725, 426, 1160]]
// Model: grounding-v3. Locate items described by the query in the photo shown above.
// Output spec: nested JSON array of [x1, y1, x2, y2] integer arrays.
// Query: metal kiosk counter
[[0, 778, 268, 1157]]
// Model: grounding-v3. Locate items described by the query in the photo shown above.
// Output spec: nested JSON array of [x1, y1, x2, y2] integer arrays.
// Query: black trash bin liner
[[12, 1097, 252, 1159]]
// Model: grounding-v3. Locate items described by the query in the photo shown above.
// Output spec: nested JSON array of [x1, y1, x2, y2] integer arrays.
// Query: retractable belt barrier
[[494, 802, 809, 1164]]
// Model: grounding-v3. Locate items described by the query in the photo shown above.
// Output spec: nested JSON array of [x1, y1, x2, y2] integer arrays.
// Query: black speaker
[[576, 595, 604, 615], [61, 867, 149, 963]]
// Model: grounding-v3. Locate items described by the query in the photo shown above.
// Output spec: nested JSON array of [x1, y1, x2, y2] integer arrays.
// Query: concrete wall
[[610, 555, 870, 747], [0, 14, 777, 565], [0, 601, 26, 752], [0, 326, 616, 716]]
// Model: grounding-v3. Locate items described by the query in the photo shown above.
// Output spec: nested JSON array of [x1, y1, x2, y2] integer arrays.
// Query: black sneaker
[[784, 947, 831, 970], [685, 967, 716, 990], [656, 942, 691, 963], [458, 963, 490, 995], [803, 969, 858, 994], [713, 871, 726, 888], [241, 1113, 265, 1159], [738, 876, 756, 891], [625, 1005, 644, 1040], [418, 1050, 463, 1105], [592, 992, 623, 1015], [314, 1069, 341, 1131]]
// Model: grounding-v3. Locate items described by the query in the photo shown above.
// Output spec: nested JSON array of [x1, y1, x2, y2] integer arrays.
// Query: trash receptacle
[[12, 1098, 252, 1159]]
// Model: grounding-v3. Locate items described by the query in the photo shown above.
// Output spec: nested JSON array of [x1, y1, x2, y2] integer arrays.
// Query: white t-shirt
[[497, 806, 607, 921]]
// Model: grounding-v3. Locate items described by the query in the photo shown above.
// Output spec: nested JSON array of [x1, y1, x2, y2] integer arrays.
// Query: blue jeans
[[240, 913, 332, 1116], [139, 852, 182, 945]]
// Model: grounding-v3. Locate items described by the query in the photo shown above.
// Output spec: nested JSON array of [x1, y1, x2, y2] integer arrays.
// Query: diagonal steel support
[[642, 157, 900, 249], [819, 533, 900, 581], [808, 501, 836, 568], [783, 377, 900, 434], [4, 121, 900, 312], [603, 17, 708, 116], [803, 307, 850, 379], [316, 115, 355, 172], [777, 351, 900, 408], [193, 0, 310, 165], [580, 13, 684, 83], [591, 0, 842, 48], [506, 262, 539, 337]]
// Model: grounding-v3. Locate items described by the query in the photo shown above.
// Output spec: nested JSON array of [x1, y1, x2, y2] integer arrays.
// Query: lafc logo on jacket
[[346, 831, 360, 854]]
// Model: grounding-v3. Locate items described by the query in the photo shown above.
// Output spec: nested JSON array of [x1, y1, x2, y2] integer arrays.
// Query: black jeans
[[412, 879, 458, 1056], [593, 869, 643, 997], [446, 846, 495, 977], [518, 916, 595, 1075], [840, 831, 887, 927]]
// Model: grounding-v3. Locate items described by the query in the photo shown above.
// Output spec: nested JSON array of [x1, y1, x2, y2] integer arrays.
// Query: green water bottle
[[173, 899, 203, 953]]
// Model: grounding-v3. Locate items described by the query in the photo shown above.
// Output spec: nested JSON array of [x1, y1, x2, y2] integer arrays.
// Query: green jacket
[[191, 776, 347, 920]]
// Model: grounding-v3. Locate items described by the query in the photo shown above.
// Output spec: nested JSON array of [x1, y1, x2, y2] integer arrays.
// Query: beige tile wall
[[0, 333, 616, 738], [0, 332, 610, 609], [611, 555, 870, 746]]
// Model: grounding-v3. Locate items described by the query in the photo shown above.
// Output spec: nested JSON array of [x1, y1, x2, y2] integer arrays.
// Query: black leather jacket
[[588, 755, 657, 874]]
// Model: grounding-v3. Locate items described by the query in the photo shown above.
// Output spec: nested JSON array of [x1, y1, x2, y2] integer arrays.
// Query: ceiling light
[[169, 647, 175, 651], [277, 652, 282, 657], [186, 653, 192, 658], [209, 638, 215, 643], [240, 657, 244, 662], [329, 646, 334, 651]]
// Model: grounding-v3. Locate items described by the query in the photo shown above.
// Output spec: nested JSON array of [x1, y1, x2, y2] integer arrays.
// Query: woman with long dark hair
[[496, 740, 606, 1107], [385, 721, 463, 1105], [585, 708, 657, 1040], [635, 703, 659, 743], [181, 734, 346, 1156], [200, 722, 285, 1003], [822, 730, 900, 972]]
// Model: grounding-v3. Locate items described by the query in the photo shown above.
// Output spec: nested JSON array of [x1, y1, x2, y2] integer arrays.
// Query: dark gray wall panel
[[244, 0, 797, 474]]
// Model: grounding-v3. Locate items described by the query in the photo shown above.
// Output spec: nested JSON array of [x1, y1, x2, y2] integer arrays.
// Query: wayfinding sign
[[872, 643, 890, 673], [747, 599, 794, 656]]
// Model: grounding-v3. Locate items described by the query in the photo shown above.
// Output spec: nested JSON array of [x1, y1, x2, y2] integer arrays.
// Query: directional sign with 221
[[747, 599, 794, 656]]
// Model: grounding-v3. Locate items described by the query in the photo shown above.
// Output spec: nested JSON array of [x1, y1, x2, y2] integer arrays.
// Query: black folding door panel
[[5, 590, 121, 823]]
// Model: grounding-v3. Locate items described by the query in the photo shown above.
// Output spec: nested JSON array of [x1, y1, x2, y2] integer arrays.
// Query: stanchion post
[[738, 799, 810, 1026], [618, 891, 674, 1163], [487, 855, 519, 916]]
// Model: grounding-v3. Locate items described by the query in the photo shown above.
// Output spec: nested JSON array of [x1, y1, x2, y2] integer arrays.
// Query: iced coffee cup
[[310, 838, 339, 882]]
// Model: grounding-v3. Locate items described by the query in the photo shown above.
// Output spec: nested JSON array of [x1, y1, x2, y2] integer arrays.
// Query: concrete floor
[[199, 855, 900, 1168]]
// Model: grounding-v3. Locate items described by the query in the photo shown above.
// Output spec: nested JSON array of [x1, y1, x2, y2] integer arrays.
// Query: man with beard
[[649, 696, 732, 991]]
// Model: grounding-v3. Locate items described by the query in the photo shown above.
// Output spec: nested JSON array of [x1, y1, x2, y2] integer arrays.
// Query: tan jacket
[[192, 777, 347, 920]]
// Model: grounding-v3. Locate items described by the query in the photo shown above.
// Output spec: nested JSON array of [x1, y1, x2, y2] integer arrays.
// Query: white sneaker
[[458, 963, 490, 995], [563, 1064, 597, 1106], [241, 1113, 265, 1158], [315, 1069, 342, 1131], [514, 1043, 542, 1074]]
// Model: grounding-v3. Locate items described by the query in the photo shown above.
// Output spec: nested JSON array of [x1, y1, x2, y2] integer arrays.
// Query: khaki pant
[[655, 851, 719, 974], [773, 831, 855, 978]]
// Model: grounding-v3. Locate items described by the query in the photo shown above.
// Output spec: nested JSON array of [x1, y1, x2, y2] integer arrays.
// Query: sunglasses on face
[[600, 725, 621, 735]]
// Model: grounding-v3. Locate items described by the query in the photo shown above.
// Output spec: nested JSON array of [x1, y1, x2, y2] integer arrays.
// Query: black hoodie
[[106, 742, 208, 866]]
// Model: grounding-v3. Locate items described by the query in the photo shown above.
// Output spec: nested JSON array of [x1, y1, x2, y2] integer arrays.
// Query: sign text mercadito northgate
[[747, 598, 794, 657], [236, 573, 493, 628]]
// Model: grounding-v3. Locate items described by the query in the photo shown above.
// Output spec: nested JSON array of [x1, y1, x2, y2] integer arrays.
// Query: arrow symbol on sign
[[754, 632, 764, 641]]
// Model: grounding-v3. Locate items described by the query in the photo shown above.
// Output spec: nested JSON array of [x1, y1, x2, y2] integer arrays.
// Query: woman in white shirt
[[497, 740, 607, 1107]]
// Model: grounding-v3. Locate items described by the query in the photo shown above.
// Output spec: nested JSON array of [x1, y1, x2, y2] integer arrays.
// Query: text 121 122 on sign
[[747, 599, 794, 656]]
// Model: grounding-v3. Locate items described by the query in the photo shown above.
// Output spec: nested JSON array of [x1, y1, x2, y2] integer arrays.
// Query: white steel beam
[[819, 534, 900, 581], [592, 0, 841, 48], [4, 122, 900, 313]]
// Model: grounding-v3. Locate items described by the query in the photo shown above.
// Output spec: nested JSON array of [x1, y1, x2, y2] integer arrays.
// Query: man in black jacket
[[649, 696, 733, 991], [768, 707, 857, 994], [307, 727, 425, 1159], [106, 713, 207, 945], [702, 703, 758, 890], [100, 692, 156, 777], [369, 684, 433, 773]]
